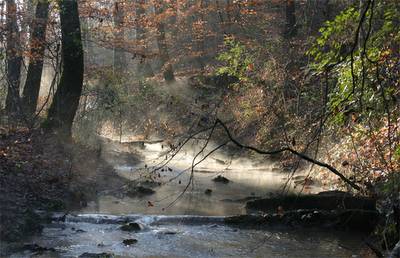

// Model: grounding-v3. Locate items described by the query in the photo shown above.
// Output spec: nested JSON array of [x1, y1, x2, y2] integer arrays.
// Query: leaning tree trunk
[[45, 0, 83, 137], [22, 0, 49, 118], [154, 1, 175, 83], [5, 0, 22, 118], [285, 0, 296, 37]]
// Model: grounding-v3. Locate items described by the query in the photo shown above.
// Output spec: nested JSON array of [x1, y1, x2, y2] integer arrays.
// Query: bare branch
[[215, 119, 361, 191]]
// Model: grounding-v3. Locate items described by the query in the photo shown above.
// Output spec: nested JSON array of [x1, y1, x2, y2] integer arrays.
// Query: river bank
[[0, 128, 71, 241], [0, 127, 127, 243], [0, 128, 394, 257]]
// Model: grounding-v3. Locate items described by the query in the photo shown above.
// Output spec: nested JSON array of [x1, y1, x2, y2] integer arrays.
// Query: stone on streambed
[[221, 196, 261, 203], [126, 186, 155, 197], [156, 229, 178, 237], [79, 253, 114, 258], [24, 244, 55, 253], [205, 189, 213, 195], [212, 175, 230, 184], [140, 179, 161, 188], [123, 238, 138, 246], [120, 222, 142, 232]]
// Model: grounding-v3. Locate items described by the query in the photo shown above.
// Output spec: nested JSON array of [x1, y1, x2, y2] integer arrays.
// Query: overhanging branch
[[215, 119, 361, 191]]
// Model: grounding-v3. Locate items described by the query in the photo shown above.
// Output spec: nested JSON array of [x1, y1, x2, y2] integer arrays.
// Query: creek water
[[5, 139, 367, 257], [86, 138, 322, 216]]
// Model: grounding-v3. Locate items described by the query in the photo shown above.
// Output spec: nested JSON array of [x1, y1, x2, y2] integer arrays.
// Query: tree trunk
[[45, 0, 84, 137], [324, 0, 330, 19], [358, 0, 366, 49], [285, 0, 296, 37], [0, 1, 5, 24], [5, 0, 22, 118], [196, 0, 207, 72], [20, 0, 34, 51], [154, 1, 175, 83], [22, 0, 49, 118], [135, 0, 154, 77], [113, 0, 126, 74]]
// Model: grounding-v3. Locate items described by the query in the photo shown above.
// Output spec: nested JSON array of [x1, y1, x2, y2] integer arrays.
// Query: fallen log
[[246, 192, 376, 212], [225, 209, 380, 232]]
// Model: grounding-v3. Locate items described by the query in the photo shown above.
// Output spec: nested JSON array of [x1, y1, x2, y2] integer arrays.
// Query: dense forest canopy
[[0, 0, 399, 255]]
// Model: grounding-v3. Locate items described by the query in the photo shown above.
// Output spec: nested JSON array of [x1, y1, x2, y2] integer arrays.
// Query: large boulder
[[120, 222, 142, 232], [126, 186, 155, 197], [122, 239, 138, 246], [212, 175, 230, 184]]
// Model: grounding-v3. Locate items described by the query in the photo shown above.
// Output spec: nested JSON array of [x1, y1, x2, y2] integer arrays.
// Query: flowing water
[[7, 214, 365, 257], [3, 138, 368, 257]]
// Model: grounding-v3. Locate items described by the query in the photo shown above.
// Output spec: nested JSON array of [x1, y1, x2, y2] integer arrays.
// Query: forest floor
[[0, 127, 127, 242]]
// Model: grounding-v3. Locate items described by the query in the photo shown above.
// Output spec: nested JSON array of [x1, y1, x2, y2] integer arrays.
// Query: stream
[[3, 138, 368, 257]]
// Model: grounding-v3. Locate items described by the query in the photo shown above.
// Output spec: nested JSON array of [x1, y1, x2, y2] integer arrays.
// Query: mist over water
[[79, 132, 320, 216]]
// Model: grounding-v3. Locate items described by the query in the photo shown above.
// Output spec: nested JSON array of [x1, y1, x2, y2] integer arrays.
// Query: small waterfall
[[64, 213, 226, 226]]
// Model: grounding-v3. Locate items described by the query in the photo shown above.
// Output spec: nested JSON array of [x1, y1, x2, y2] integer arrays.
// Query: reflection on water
[[84, 169, 300, 216], [83, 140, 321, 216]]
